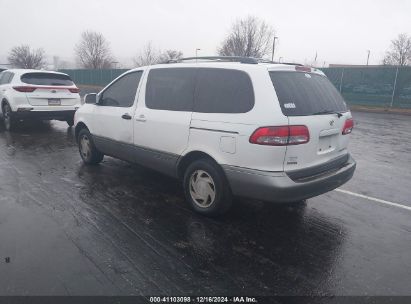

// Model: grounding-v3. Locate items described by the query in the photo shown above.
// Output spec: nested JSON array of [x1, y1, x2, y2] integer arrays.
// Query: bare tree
[[218, 16, 275, 58], [158, 50, 184, 63], [133, 43, 184, 66], [133, 42, 160, 67], [383, 33, 411, 66], [8, 45, 46, 69], [75, 31, 114, 69]]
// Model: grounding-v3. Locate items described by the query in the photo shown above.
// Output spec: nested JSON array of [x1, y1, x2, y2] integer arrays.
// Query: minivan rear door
[[269, 70, 352, 173]]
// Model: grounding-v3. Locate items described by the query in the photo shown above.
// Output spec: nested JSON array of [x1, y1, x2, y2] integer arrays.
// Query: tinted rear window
[[194, 68, 254, 113], [270, 71, 348, 116], [146, 68, 196, 111], [21, 73, 74, 86]]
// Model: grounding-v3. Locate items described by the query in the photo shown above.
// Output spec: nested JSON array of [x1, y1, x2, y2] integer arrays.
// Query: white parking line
[[335, 189, 411, 211]]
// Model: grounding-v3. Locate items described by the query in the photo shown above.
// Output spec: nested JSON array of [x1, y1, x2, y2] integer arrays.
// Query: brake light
[[13, 86, 36, 92], [69, 88, 80, 93], [295, 66, 312, 72], [249, 125, 310, 146], [342, 118, 354, 135]]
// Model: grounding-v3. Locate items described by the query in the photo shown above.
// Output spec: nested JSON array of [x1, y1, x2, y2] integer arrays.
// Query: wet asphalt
[[0, 111, 410, 296]]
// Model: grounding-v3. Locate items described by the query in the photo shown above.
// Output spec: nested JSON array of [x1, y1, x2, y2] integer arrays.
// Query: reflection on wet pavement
[[0, 114, 410, 296]]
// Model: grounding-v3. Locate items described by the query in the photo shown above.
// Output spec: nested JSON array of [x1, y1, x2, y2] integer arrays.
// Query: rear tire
[[183, 158, 232, 216], [66, 117, 74, 127], [78, 128, 104, 165], [2, 103, 15, 131]]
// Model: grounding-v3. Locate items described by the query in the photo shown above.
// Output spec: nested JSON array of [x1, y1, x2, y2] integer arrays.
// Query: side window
[[0, 72, 10, 85], [100, 71, 143, 107], [6, 72, 14, 84], [194, 68, 255, 113], [145, 68, 196, 111]]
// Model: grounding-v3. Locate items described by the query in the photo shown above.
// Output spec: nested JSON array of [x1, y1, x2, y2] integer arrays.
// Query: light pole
[[271, 36, 278, 62], [366, 50, 370, 66]]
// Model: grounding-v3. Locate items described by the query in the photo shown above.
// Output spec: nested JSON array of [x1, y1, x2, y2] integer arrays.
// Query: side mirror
[[84, 93, 97, 104]]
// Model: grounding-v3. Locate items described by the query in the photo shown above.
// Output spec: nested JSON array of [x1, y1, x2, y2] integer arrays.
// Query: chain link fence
[[322, 66, 411, 108], [60, 66, 411, 109]]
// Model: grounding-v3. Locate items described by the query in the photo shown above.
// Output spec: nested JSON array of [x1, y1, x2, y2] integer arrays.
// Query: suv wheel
[[2, 103, 14, 131], [183, 158, 232, 216], [78, 129, 104, 165]]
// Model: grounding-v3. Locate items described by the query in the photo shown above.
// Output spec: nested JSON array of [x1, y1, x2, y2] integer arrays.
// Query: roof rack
[[280, 62, 304, 66], [167, 56, 260, 64], [164, 56, 306, 67]]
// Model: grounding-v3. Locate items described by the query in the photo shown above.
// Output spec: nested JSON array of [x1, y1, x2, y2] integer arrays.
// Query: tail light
[[295, 66, 312, 72], [342, 118, 354, 135], [249, 125, 310, 146], [69, 88, 80, 93], [13, 86, 36, 92], [13, 86, 79, 93]]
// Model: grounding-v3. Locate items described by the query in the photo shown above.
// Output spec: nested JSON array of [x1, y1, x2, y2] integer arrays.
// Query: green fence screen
[[59, 67, 411, 109], [59, 69, 129, 87], [322, 66, 411, 108]]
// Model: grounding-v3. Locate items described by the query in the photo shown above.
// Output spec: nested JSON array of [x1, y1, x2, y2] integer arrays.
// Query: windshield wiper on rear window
[[312, 110, 343, 118]]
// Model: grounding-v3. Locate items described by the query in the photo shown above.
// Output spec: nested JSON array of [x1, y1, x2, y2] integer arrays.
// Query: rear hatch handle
[[312, 110, 343, 118]]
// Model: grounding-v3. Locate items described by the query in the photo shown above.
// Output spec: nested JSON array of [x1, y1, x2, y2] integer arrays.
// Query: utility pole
[[271, 37, 278, 62], [366, 50, 371, 66]]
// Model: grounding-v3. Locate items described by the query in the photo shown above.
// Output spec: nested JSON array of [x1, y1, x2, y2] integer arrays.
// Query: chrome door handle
[[135, 114, 146, 122]]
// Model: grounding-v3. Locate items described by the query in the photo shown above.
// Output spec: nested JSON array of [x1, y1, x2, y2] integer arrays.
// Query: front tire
[[2, 103, 15, 131], [183, 159, 232, 216], [78, 129, 104, 165]]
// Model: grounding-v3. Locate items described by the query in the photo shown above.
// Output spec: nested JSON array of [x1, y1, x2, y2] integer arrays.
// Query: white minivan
[[74, 57, 356, 216]]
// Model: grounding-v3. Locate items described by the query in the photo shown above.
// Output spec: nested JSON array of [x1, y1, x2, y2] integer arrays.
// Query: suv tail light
[[69, 87, 80, 93], [13, 86, 36, 92], [342, 118, 354, 135], [249, 125, 310, 146]]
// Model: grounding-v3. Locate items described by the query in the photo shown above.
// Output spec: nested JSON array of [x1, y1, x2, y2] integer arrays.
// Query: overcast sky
[[0, 0, 410, 67]]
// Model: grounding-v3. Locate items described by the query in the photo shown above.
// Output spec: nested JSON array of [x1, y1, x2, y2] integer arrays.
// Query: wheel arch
[[177, 150, 224, 180], [75, 121, 89, 142]]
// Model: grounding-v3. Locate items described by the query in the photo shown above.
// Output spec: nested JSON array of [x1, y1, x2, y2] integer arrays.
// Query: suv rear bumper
[[222, 154, 356, 202], [11, 110, 76, 121]]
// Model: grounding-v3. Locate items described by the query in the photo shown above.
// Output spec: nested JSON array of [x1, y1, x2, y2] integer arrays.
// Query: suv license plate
[[48, 99, 61, 106]]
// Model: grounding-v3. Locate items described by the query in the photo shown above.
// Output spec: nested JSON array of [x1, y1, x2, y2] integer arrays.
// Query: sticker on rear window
[[305, 73, 312, 78], [284, 102, 296, 109]]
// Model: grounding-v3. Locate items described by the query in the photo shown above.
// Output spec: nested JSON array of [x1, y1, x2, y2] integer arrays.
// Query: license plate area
[[318, 135, 337, 154], [48, 98, 61, 106]]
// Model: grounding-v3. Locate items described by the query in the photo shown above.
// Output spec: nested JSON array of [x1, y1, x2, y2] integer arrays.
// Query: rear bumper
[[12, 110, 76, 121], [223, 154, 356, 203]]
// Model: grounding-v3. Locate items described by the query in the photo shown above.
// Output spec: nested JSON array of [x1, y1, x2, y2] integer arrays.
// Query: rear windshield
[[269, 71, 348, 116], [21, 73, 74, 86]]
